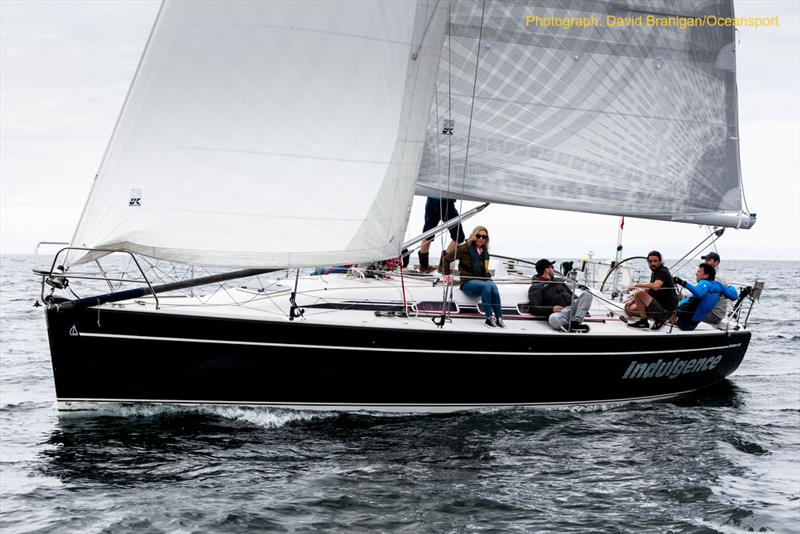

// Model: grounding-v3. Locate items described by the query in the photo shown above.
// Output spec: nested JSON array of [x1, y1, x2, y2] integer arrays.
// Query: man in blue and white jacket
[[673, 263, 738, 331]]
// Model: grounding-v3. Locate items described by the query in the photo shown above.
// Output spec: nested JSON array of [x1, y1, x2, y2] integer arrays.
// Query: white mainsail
[[416, 0, 754, 228], [70, 0, 446, 268]]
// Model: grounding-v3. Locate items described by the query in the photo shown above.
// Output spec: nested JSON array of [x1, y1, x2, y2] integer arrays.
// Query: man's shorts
[[423, 197, 465, 243], [645, 298, 671, 322]]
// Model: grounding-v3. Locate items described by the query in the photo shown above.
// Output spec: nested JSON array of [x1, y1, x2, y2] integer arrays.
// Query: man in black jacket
[[528, 259, 593, 332]]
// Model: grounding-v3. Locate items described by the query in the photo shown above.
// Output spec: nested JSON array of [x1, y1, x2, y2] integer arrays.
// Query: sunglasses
[[476, 234, 488, 239]]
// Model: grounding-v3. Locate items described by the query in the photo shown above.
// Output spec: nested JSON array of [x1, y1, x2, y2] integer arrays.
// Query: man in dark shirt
[[528, 258, 593, 332], [624, 250, 677, 330]]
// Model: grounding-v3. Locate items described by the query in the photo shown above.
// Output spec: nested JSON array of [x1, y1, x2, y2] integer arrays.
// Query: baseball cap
[[701, 252, 721, 262], [535, 258, 555, 274]]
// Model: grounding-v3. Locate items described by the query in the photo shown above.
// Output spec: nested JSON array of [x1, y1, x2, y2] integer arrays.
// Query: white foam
[[56, 401, 334, 428], [201, 405, 335, 428]]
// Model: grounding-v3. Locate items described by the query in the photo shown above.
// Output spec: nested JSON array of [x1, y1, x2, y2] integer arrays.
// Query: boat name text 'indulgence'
[[623, 356, 724, 380]]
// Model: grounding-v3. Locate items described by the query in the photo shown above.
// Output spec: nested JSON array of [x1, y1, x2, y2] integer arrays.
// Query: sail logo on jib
[[622, 355, 723, 380], [129, 188, 142, 207]]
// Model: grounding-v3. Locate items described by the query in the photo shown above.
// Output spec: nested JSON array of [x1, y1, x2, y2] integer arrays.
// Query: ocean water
[[1, 256, 798, 533]]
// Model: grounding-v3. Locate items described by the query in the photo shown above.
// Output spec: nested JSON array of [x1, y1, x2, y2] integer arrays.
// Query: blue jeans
[[461, 279, 502, 318]]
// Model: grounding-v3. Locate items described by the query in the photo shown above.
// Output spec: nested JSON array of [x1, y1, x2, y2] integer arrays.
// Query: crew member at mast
[[418, 197, 465, 273]]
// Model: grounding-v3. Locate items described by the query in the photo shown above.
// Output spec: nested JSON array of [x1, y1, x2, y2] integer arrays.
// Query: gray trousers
[[548, 291, 593, 330]]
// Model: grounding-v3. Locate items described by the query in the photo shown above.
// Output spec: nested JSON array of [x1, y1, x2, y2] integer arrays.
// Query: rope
[[398, 253, 408, 316], [457, 0, 486, 209]]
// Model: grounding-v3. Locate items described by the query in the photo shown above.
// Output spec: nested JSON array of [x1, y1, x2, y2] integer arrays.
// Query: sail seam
[[442, 93, 730, 126], [216, 22, 414, 47], [168, 146, 403, 165]]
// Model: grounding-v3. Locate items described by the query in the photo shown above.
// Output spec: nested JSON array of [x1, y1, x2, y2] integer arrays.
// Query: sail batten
[[416, 0, 752, 228]]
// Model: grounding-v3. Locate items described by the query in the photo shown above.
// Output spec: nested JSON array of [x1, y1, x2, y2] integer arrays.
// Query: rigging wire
[[457, 0, 487, 212], [669, 228, 725, 275], [435, 0, 455, 324], [441, 0, 454, 259], [445, 0, 488, 323], [411, 0, 442, 60]]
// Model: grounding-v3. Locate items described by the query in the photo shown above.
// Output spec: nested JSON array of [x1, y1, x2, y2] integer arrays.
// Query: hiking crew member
[[700, 251, 728, 324], [625, 250, 677, 330], [673, 263, 738, 331]]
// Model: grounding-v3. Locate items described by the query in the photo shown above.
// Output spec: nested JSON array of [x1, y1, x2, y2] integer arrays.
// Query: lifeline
[[622, 355, 723, 380]]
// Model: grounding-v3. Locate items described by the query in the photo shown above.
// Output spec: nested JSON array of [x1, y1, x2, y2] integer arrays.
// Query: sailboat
[[36, 0, 761, 412]]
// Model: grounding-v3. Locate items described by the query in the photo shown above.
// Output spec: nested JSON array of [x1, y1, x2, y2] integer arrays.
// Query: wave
[[57, 402, 335, 429]]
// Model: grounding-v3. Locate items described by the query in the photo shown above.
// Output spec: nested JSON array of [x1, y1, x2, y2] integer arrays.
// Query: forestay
[[416, 0, 754, 228], [70, 0, 446, 268]]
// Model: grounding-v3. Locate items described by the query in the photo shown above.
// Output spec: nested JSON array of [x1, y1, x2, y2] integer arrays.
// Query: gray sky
[[1, 0, 798, 261]]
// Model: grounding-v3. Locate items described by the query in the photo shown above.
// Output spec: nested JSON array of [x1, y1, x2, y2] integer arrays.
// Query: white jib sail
[[416, 0, 753, 229], [70, 1, 446, 268]]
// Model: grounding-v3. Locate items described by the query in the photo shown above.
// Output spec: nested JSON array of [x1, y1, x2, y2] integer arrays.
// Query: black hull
[[45, 307, 751, 412]]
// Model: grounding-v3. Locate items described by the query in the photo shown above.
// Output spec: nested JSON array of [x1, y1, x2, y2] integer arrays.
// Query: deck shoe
[[627, 318, 649, 328], [560, 321, 590, 333], [496, 317, 506, 328], [650, 320, 666, 330], [485, 316, 498, 328]]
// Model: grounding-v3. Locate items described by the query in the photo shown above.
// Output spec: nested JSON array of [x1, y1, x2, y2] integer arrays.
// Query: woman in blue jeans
[[442, 226, 504, 328]]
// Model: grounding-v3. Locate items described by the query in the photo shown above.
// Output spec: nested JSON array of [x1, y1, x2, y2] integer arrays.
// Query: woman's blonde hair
[[467, 225, 489, 250]]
